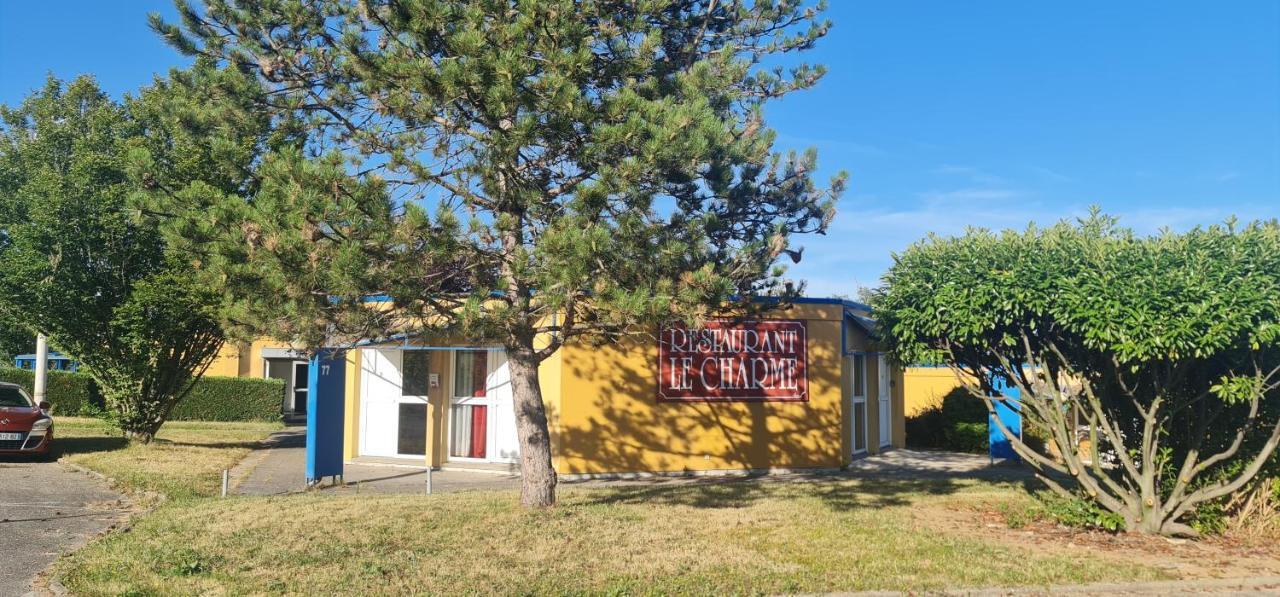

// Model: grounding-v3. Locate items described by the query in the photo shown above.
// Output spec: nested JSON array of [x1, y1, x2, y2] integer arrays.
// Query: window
[[453, 350, 488, 398], [398, 403, 428, 455], [851, 354, 866, 398], [402, 351, 430, 396], [852, 401, 867, 453], [449, 404, 488, 459], [0, 386, 31, 408]]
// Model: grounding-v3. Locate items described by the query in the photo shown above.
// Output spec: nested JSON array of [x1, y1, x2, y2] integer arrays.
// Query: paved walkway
[[235, 429, 519, 496], [0, 458, 129, 597], [845, 448, 1031, 480]]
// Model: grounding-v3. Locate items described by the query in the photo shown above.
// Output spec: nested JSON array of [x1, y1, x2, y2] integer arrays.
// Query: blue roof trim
[[751, 295, 873, 313]]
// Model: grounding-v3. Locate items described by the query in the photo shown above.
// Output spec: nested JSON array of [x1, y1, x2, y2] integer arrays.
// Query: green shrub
[[905, 387, 990, 453], [0, 367, 282, 422], [1036, 493, 1126, 532], [944, 421, 988, 453], [0, 366, 101, 415], [169, 376, 284, 422]]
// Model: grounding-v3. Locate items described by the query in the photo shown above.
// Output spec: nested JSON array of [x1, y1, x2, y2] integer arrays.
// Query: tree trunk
[[507, 348, 557, 508], [123, 429, 157, 444]]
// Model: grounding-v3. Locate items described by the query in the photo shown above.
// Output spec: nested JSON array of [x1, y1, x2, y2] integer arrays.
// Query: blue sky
[[2, 1, 1277, 297]]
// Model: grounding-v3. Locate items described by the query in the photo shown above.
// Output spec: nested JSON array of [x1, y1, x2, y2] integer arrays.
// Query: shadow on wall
[[904, 387, 989, 454], [554, 336, 844, 476]]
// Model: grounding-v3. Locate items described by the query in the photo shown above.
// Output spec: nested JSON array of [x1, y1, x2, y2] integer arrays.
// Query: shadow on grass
[[573, 474, 1035, 511], [54, 435, 128, 456], [151, 439, 268, 450]]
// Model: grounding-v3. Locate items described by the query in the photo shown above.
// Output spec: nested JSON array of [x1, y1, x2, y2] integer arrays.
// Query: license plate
[[0, 432, 21, 441]]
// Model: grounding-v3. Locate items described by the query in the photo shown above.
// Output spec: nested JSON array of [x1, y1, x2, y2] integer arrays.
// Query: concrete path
[[235, 428, 520, 496], [0, 458, 129, 597], [232, 427, 307, 495]]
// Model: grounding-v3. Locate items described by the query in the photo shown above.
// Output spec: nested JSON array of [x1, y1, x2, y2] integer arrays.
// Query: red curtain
[[470, 351, 487, 397], [469, 405, 487, 458]]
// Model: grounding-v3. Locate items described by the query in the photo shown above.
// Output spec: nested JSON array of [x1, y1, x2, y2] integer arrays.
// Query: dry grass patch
[[55, 477, 1165, 595], [55, 417, 282, 501]]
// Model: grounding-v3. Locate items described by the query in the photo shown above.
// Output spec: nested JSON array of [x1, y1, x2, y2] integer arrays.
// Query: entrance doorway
[[265, 358, 309, 419], [448, 350, 519, 463], [849, 353, 868, 456]]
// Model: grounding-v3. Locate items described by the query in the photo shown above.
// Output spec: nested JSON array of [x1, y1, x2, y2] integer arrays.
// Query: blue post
[[988, 376, 1022, 463], [306, 349, 346, 485]]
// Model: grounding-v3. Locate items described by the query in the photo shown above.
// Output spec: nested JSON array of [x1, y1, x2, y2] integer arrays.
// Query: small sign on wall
[[658, 319, 808, 402]]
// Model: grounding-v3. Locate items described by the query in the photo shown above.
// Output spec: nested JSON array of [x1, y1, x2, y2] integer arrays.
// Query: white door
[[486, 352, 520, 462], [359, 348, 401, 457], [448, 350, 519, 463], [878, 355, 892, 448]]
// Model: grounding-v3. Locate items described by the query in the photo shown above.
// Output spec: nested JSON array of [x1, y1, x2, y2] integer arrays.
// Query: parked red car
[[0, 382, 53, 457]]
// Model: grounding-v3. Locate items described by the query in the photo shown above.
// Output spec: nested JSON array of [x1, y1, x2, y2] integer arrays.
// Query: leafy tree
[[148, 0, 843, 507], [0, 76, 233, 442], [874, 213, 1280, 536], [0, 312, 33, 362]]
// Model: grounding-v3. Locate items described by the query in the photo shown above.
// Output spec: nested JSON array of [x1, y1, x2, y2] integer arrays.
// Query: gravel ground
[[0, 457, 129, 597]]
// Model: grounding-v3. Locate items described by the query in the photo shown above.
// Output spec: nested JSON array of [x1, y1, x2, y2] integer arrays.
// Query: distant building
[[14, 352, 79, 372]]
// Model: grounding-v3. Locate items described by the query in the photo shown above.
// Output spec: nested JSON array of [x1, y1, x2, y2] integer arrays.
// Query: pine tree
[[149, 0, 844, 507]]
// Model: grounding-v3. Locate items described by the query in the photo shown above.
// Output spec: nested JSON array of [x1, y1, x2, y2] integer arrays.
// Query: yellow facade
[[549, 302, 896, 475], [350, 301, 901, 475], [902, 366, 970, 416]]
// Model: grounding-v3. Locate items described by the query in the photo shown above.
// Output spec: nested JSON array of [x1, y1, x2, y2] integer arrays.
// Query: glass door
[[449, 350, 491, 460], [397, 350, 431, 456], [849, 354, 868, 455], [291, 362, 309, 414]]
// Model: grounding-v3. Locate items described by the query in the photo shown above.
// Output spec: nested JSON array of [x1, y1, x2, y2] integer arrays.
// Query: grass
[[54, 477, 1167, 595], [55, 417, 282, 501]]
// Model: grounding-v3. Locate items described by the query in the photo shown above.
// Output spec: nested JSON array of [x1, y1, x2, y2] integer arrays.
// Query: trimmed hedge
[[170, 376, 284, 422], [0, 367, 283, 421], [0, 366, 101, 415]]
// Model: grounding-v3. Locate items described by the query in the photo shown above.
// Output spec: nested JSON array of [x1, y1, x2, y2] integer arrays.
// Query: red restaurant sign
[[658, 319, 808, 402]]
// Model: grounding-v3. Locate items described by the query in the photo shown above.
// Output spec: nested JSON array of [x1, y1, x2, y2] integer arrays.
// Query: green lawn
[[55, 417, 282, 501], [54, 477, 1167, 595]]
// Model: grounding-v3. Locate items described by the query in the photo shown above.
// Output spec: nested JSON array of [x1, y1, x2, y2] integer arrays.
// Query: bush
[[0, 367, 283, 422], [0, 366, 102, 415], [905, 387, 990, 453], [169, 376, 284, 422], [1036, 493, 1127, 532]]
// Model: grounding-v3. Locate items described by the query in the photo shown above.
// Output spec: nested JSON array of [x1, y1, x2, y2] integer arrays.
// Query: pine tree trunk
[[507, 348, 557, 508]]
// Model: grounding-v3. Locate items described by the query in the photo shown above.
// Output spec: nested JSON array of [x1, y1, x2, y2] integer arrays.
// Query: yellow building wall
[[334, 303, 906, 474], [204, 342, 251, 377], [551, 303, 849, 475], [902, 366, 969, 417], [343, 350, 361, 461]]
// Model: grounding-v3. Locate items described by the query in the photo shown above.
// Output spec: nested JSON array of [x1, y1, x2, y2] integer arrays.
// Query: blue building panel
[[988, 377, 1022, 463], [306, 350, 346, 485]]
